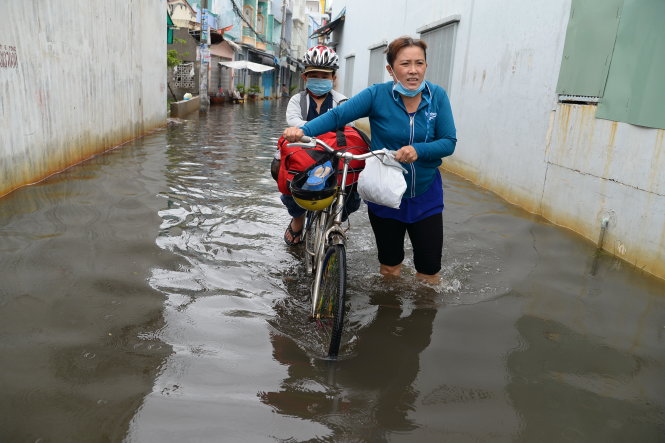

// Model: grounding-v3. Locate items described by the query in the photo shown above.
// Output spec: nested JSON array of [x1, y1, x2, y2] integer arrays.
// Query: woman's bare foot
[[416, 272, 440, 284], [380, 263, 402, 277]]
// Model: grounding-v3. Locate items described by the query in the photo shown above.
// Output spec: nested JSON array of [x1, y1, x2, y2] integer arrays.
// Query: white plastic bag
[[357, 149, 407, 209]]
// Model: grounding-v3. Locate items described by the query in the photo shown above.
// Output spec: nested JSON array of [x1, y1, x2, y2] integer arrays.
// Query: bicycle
[[286, 136, 391, 358]]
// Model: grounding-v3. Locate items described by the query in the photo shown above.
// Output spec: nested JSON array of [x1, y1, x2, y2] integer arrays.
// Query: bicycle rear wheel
[[314, 244, 346, 358]]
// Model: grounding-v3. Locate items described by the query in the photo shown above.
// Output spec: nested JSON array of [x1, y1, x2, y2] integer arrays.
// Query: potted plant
[[247, 85, 261, 100]]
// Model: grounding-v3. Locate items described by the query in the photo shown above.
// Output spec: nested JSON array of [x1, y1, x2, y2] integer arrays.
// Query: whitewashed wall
[[330, 0, 665, 280], [0, 0, 167, 197], [291, 0, 310, 61]]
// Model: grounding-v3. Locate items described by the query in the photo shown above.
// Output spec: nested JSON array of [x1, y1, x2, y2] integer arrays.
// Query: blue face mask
[[306, 78, 333, 96], [392, 79, 425, 97]]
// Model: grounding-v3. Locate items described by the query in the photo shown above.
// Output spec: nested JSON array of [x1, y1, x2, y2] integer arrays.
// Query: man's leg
[[280, 194, 306, 245]]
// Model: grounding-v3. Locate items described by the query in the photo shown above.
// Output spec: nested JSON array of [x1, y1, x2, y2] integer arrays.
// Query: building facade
[[327, 0, 665, 281], [0, 1, 166, 197]]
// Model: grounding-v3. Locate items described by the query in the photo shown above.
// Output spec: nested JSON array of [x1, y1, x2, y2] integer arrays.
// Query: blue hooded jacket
[[302, 80, 456, 198]]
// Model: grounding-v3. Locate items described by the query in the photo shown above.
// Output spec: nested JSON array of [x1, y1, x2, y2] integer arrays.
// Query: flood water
[[1, 100, 664, 442]]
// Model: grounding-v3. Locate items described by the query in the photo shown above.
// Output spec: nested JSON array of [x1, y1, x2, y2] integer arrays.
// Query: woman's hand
[[394, 145, 418, 163], [283, 127, 304, 142]]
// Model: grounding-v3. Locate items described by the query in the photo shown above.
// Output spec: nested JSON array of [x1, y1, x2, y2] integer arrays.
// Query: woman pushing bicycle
[[283, 36, 457, 284]]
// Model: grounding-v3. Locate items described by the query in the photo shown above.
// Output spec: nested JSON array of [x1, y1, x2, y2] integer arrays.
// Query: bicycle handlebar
[[287, 136, 393, 161]]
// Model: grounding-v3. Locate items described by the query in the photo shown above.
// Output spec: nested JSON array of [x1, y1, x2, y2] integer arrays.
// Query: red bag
[[277, 126, 370, 195]]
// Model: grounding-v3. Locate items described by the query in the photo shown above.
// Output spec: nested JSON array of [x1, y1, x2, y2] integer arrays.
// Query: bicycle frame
[[287, 137, 389, 319]]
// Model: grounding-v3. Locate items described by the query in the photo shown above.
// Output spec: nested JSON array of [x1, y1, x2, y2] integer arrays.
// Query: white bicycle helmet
[[302, 45, 339, 72]]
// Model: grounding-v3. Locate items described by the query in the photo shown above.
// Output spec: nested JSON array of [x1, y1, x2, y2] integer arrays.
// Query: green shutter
[[556, 0, 623, 97], [167, 13, 174, 45], [596, 0, 665, 130]]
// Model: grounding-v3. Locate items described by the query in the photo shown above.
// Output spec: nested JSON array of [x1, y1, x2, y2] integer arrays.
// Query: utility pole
[[199, 0, 210, 112], [276, 0, 287, 97]]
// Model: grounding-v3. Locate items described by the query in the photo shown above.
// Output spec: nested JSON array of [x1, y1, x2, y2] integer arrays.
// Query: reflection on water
[[0, 101, 663, 442], [0, 139, 174, 442], [264, 286, 438, 441], [508, 315, 664, 443]]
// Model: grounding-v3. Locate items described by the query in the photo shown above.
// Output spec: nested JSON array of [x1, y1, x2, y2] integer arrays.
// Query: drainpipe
[[597, 217, 610, 249], [590, 217, 610, 276]]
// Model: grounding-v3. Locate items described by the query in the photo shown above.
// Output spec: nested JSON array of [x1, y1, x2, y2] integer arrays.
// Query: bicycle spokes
[[313, 244, 346, 358]]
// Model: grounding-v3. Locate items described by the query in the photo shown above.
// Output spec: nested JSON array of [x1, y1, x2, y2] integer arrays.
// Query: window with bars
[[418, 17, 459, 93], [174, 63, 195, 88], [367, 43, 386, 87]]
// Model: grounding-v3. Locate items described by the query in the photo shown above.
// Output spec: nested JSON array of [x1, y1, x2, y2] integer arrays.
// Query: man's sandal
[[284, 220, 303, 246]]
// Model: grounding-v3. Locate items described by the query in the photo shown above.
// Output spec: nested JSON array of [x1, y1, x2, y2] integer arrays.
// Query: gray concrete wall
[[0, 1, 167, 197], [167, 27, 199, 101], [170, 95, 200, 118]]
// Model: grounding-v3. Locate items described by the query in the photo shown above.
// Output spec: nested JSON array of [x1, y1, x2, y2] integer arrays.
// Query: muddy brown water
[[0, 101, 663, 442]]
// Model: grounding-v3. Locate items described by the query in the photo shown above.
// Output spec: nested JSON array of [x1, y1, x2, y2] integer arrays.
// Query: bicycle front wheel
[[314, 244, 346, 358]]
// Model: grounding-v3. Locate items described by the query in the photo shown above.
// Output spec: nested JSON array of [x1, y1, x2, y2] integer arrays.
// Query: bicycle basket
[[290, 163, 338, 211]]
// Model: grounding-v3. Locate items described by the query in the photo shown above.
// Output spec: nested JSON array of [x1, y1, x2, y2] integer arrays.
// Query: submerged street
[[1, 100, 664, 442]]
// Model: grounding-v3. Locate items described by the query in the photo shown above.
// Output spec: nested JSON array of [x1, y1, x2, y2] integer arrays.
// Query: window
[[344, 55, 355, 97], [418, 16, 459, 93], [367, 43, 386, 86], [556, 0, 622, 102], [243, 6, 254, 27], [558, 0, 665, 129], [256, 14, 264, 34]]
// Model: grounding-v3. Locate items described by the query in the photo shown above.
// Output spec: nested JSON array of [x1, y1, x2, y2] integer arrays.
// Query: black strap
[[336, 128, 347, 147]]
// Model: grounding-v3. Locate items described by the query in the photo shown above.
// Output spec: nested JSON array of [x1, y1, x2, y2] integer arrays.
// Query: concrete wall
[[0, 0, 166, 197], [170, 95, 200, 118], [168, 27, 199, 101], [330, 0, 665, 280]]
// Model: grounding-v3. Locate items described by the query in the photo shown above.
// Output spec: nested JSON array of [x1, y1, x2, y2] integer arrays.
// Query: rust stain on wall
[[0, 123, 166, 199], [604, 121, 618, 178], [558, 104, 572, 148], [444, 160, 665, 283], [648, 129, 665, 193], [443, 161, 541, 216]]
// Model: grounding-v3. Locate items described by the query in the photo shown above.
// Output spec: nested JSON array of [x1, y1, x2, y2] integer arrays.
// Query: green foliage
[[248, 85, 261, 95], [236, 84, 246, 93], [167, 49, 182, 67], [167, 38, 189, 67]]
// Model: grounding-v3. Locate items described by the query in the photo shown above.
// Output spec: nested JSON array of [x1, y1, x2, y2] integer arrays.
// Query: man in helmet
[[285, 45, 349, 127], [276, 45, 358, 245]]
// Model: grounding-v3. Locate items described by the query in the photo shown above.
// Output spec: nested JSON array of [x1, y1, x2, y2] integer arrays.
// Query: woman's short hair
[[385, 36, 428, 67]]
